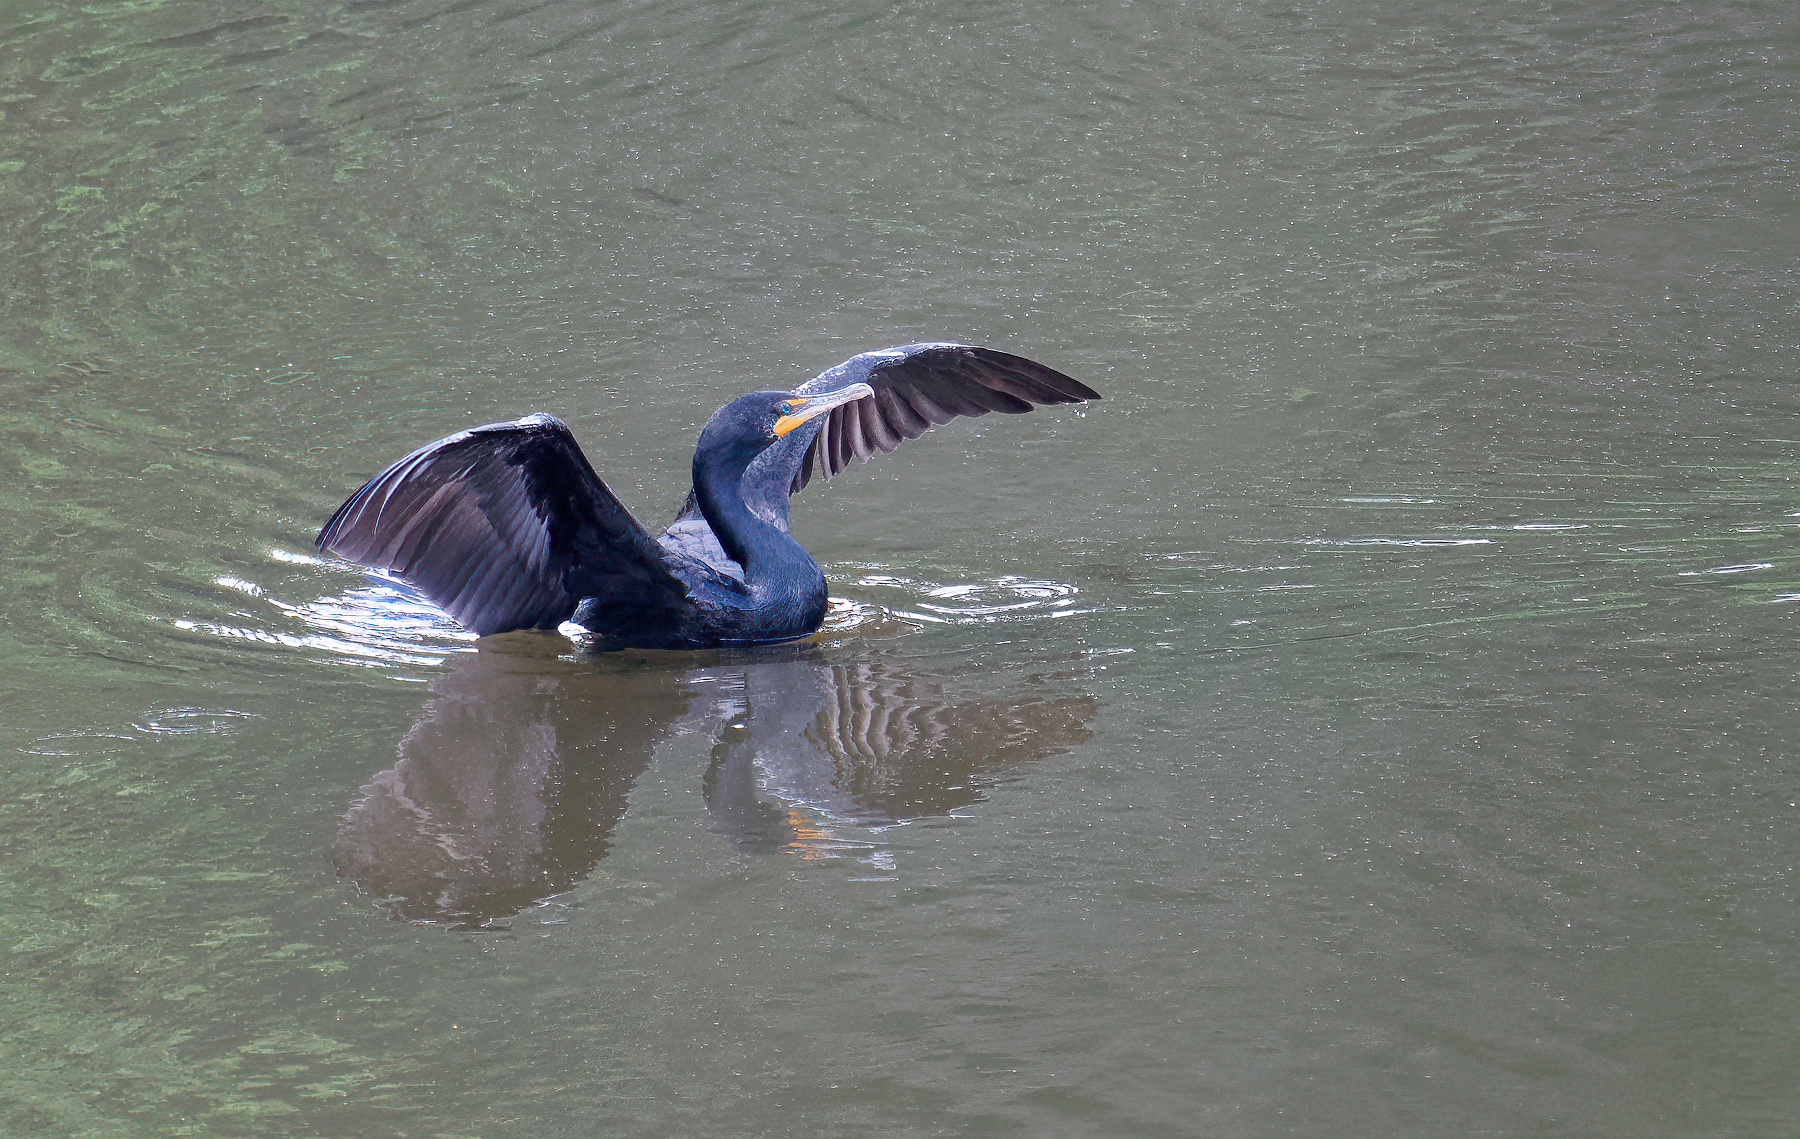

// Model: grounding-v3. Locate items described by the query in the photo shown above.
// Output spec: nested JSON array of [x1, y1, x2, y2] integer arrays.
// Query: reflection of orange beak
[[784, 802, 846, 856], [784, 808, 836, 858], [772, 382, 875, 437]]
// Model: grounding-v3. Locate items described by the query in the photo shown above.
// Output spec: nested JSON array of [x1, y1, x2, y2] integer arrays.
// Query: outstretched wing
[[784, 343, 1098, 493], [318, 413, 691, 637], [661, 343, 1096, 560]]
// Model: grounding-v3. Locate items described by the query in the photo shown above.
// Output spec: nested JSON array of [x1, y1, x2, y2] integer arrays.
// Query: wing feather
[[780, 342, 1098, 491], [319, 413, 691, 637], [857, 394, 901, 452], [664, 343, 1096, 561], [875, 385, 930, 438]]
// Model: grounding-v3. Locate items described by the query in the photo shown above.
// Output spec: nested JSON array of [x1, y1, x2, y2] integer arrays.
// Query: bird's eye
[[779, 401, 798, 415]]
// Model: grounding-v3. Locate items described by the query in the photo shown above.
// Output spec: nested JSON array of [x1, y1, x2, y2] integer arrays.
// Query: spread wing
[[661, 343, 1096, 556], [784, 343, 1099, 492], [318, 413, 692, 637]]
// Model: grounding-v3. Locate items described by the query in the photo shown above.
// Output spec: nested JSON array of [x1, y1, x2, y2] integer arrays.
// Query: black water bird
[[317, 343, 1097, 648]]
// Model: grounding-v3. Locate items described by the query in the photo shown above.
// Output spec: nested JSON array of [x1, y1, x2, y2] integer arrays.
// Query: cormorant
[[317, 342, 1097, 648]]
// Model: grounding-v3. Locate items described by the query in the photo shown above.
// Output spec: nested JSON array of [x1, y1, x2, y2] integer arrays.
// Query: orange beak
[[772, 383, 875, 437]]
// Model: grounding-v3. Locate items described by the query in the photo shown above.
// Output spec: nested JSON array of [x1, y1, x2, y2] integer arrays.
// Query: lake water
[[3, 1, 1797, 1135]]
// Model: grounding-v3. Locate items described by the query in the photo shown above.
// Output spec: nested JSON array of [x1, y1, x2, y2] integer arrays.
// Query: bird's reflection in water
[[331, 638, 1096, 928]]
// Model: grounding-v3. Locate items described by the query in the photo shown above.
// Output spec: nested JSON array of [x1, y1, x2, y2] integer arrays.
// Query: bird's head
[[698, 384, 875, 465]]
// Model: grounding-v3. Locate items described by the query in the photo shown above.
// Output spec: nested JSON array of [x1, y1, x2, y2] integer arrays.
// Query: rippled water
[[4, 1, 1798, 1135]]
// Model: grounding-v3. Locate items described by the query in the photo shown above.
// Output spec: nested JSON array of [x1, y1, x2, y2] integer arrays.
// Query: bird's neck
[[693, 450, 815, 600]]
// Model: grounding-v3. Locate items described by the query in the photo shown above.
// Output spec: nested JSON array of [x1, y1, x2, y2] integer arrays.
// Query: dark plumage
[[317, 343, 1097, 648]]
